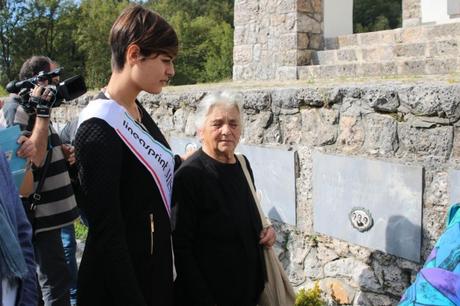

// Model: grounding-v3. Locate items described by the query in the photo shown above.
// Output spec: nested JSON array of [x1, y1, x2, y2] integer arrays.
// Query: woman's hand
[[61, 144, 76, 165], [259, 226, 276, 248], [180, 146, 196, 161]]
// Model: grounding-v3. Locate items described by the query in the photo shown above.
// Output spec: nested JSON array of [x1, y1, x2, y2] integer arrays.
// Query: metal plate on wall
[[449, 169, 460, 205], [169, 137, 297, 225], [313, 152, 423, 262]]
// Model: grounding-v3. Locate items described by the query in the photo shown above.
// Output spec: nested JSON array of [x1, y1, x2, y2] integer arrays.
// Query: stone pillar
[[403, 0, 422, 27], [448, 0, 460, 18], [297, 0, 324, 67], [233, 0, 323, 81]]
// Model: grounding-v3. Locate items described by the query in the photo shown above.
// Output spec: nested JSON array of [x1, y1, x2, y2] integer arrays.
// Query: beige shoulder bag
[[236, 154, 296, 306]]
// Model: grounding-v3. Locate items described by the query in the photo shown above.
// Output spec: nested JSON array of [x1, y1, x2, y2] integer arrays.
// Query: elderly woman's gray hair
[[194, 91, 244, 131]]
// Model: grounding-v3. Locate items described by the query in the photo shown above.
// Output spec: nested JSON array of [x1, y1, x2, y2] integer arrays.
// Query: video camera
[[6, 67, 87, 110]]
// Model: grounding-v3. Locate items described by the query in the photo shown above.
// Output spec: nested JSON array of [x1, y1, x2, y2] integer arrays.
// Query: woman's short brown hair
[[109, 5, 178, 71]]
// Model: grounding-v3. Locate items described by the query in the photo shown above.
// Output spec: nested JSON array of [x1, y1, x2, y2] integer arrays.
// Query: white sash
[[77, 99, 174, 216]]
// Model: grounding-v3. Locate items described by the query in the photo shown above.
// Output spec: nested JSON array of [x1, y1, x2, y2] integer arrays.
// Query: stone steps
[[313, 38, 460, 66], [324, 22, 460, 50], [298, 57, 460, 80], [305, 22, 460, 79]]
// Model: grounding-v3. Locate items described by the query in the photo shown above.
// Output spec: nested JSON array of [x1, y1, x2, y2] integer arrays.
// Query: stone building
[[233, 0, 460, 81]]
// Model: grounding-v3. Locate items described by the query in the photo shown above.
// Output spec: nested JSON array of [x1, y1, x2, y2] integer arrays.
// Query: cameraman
[[0, 55, 79, 306]]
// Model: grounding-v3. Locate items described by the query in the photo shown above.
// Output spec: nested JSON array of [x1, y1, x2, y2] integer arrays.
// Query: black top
[[173, 149, 265, 306], [75, 95, 178, 306]]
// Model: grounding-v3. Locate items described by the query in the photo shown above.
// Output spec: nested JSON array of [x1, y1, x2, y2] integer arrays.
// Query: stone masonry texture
[[233, 0, 323, 81], [233, 0, 456, 82], [403, 0, 422, 27]]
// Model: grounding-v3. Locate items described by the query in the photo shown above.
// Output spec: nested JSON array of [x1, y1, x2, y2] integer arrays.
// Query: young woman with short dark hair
[[75, 5, 181, 306]]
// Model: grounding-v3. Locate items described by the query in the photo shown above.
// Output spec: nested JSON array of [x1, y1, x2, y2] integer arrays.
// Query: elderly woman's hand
[[259, 226, 276, 248], [180, 147, 196, 161]]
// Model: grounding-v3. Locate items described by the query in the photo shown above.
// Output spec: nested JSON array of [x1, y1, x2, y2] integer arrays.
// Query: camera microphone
[[6, 79, 34, 94]]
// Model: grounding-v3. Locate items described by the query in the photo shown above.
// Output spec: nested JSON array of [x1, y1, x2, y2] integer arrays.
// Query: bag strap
[[30, 146, 53, 209], [236, 154, 272, 228]]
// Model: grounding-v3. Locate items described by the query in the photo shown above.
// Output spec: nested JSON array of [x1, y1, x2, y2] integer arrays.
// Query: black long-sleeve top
[[173, 149, 265, 306], [75, 96, 180, 306]]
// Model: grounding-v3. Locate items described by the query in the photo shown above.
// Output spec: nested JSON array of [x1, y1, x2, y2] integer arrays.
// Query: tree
[[203, 20, 233, 82], [354, 0, 402, 33], [2, 0, 235, 88], [148, 0, 233, 24], [0, 0, 84, 83], [76, 0, 128, 89], [52, 4, 85, 80], [149, 0, 234, 85], [0, 1, 28, 83]]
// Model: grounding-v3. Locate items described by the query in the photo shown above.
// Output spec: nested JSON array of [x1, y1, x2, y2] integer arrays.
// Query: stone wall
[[403, 0, 422, 27], [233, 0, 323, 80], [233, 0, 429, 81], [53, 80, 460, 305]]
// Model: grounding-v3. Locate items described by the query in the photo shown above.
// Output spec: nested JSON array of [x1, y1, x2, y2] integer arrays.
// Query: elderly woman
[[173, 91, 276, 306]]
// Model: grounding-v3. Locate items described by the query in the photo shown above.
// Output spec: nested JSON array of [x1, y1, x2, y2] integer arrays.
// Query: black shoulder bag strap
[[31, 148, 53, 208], [27, 146, 53, 232]]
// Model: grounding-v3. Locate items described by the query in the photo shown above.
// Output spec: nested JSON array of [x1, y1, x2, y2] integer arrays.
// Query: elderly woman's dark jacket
[[173, 148, 265, 306]]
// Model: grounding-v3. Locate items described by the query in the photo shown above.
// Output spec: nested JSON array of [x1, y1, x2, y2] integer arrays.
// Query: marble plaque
[[449, 169, 460, 205], [169, 137, 297, 225], [313, 152, 423, 262]]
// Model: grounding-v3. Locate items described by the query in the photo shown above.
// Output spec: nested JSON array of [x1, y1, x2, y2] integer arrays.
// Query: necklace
[[135, 104, 143, 123]]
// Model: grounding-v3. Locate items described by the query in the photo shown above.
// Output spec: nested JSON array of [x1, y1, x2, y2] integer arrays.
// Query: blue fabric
[[0, 175, 27, 280], [0, 151, 37, 306], [61, 224, 78, 305], [399, 203, 460, 305]]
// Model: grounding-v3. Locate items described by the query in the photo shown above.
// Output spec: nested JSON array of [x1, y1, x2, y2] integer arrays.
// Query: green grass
[[75, 218, 88, 241], [0, 85, 8, 96], [295, 283, 325, 306]]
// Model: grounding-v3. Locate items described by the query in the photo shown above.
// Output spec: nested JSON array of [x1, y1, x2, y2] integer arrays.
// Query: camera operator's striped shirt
[[0, 96, 78, 233], [31, 125, 79, 233]]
